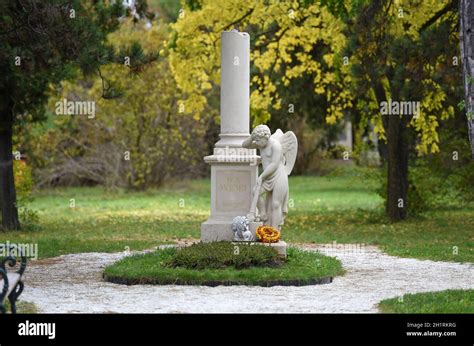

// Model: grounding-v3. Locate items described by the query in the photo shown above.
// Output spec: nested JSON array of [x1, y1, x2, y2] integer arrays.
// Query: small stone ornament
[[231, 216, 254, 241]]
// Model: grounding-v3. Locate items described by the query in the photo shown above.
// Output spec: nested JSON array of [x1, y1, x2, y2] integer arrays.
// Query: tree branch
[[419, 0, 457, 33], [219, 8, 254, 32]]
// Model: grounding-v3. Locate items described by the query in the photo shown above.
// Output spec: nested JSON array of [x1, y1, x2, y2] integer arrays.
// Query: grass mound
[[164, 242, 283, 269], [104, 244, 344, 287]]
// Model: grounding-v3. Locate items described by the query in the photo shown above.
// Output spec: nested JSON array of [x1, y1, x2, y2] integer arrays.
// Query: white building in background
[[332, 115, 381, 166]]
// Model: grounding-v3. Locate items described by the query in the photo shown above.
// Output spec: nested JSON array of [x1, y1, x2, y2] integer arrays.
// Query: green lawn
[[0, 169, 472, 262], [378, 289, 474, 313]]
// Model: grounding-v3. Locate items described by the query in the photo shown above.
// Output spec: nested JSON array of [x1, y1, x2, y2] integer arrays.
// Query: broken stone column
[[201, 30, 260, 242]]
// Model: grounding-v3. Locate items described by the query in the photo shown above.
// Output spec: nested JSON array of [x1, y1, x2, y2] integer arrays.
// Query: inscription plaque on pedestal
[[216, 170, 251, 212]]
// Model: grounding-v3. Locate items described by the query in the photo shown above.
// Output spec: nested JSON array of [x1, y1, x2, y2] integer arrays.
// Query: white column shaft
[[220, 31, 250, 138]]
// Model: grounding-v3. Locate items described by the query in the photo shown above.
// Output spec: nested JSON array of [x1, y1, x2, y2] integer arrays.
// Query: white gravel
[[20, 244, 474, 313]]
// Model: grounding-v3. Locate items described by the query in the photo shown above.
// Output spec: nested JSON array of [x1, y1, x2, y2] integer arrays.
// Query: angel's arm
[[242, 136, 258, 149]]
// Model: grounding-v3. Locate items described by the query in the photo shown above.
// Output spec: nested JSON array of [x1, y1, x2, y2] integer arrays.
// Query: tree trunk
[[386, 113, 409, 222], [460, 0, 474, 158], [0, 110, 20, 230]]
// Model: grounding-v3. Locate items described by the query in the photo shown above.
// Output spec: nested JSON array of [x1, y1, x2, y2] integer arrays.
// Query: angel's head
[[251, 125, 271, 148]]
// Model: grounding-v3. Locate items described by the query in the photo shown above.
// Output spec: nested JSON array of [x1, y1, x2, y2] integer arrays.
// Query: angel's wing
[[271, 129, 298, 175]]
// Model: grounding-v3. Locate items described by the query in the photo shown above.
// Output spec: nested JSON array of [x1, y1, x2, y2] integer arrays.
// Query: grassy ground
[[285, 173, 474, 263], [104, 247, 343, 286], [378, 289, 474, 313], [0, 168, 472, 262], [3, 300, 38, 314], [0, 181, 209, 258]]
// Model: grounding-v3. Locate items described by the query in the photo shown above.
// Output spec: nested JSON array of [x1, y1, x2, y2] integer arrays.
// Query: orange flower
[[256, 225, 280, 243]]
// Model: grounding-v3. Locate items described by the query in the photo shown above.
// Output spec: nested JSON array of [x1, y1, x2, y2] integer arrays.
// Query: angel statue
[[242, 125, 298, 230]]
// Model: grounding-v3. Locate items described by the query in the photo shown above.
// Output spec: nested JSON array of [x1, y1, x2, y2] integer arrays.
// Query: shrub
[[326, 144, 350, 160], [13, 160, 39, 227], [165, 242, 284, 270], [13, 160, 33, 202]]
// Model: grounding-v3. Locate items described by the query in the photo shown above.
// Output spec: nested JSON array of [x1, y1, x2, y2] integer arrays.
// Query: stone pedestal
[[201, 154, 261, 242], [201, 30, 260, 242]]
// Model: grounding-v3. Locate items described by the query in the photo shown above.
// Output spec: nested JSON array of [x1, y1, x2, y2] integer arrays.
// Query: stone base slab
[[255, 241, 287, 257], [231, 240, 288, 258]]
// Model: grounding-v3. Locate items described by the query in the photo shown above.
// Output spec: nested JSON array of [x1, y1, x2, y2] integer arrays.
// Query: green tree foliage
[[24, 21, 208, 189], [0, 0, 156, 229], [331, 0, 461, 220]]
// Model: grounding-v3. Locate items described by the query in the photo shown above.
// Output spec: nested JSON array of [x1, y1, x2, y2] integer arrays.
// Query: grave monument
[[201, 30, 297, 254]]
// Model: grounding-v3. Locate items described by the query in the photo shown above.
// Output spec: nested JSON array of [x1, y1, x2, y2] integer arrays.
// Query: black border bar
[[0, 313, 472, 345]]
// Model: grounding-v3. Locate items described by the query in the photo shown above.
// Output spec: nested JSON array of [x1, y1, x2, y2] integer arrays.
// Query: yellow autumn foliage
[[169, 0, 351, 125], [169, 0, 452, 155]]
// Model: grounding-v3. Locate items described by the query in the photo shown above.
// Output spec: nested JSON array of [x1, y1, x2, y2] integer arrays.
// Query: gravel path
[[20, 244, 474, 313]]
